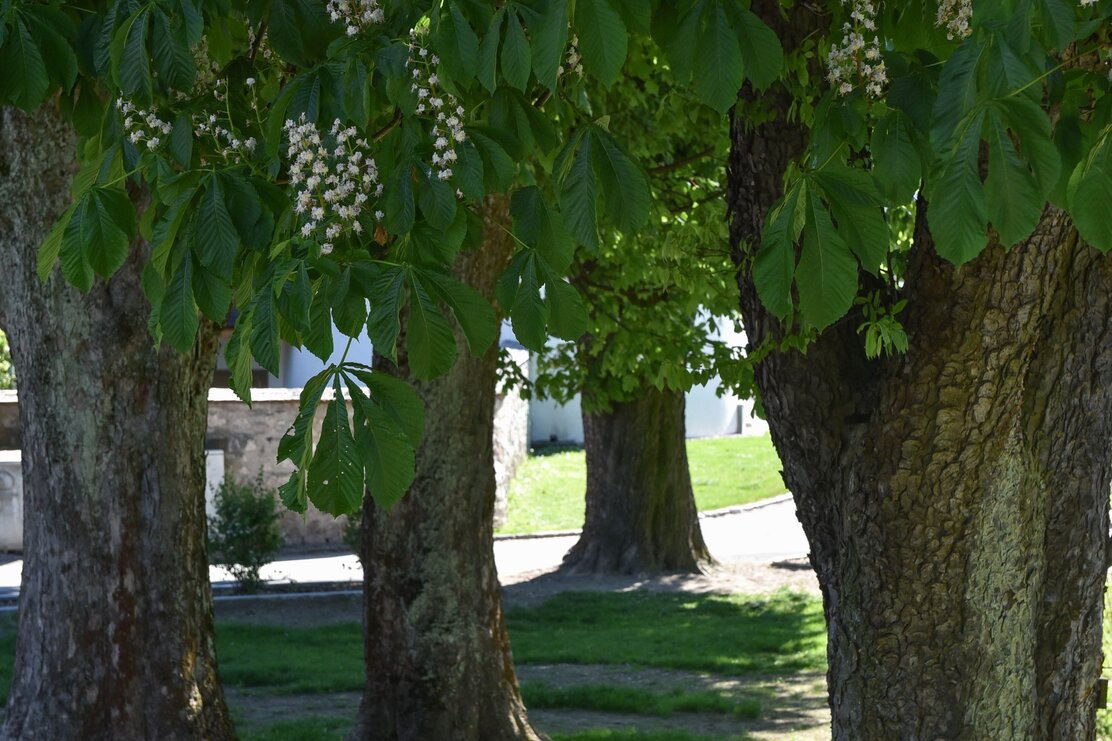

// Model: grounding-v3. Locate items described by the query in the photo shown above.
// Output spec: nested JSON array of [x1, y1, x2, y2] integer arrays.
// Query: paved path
[[0, 495, 809, 601]]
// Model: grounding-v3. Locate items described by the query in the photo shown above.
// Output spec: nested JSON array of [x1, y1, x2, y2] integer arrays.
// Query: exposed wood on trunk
[[0, 106, 234, 740], [562, 387, 711, 574], [349, 197, 544, 741]]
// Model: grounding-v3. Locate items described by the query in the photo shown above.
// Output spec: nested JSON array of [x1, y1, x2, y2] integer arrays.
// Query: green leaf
[[531, 0, 567, 90], [417, 172, 457, 230], [306, 286, 335, 361], [927, 114, 989, 265], [161, 247, 200, 352], [278, 369, 332, 468], [250, 286, 281, 376], [196, 174, 239, 278], [469, 128, 515, 191], [367, 267, 406, 359], [191, 260, 231, 322], [985, 112, 1043, 247], [731, 7, 783, 90], [349, 368, 425, 447], [384, 166, 415, 235], [406, 280, 457, 380], [692, 0, 743, 113], [795, 191, 858, 331], [1067, 136, 1112, 253], [574, 0, 627, 85], [560, 133, 599, 249], [501, 11, 532, 92], [112, 8, 152, 102], [477, 8, 504, 92], [308, 380, 363, 516], [498, 252, 548, 350], [347, 384, 414, 511], [931, 39, 984, 153], [545, 279, 587, 340], [754, 182, 805, 319], [511, 186, 574, 273], [150, 9, 195, 91], [0, 19, 49, 110], [224, 319, 254, 403], [435, 3, 479, 79], [60, 196, 94, 291], [38, 203, 75, 282], [813, 167, 888, 274], [84, 187, 134, 278], [170, 114, 193, 168], [23, 9, 77, 92], [871, 111, 921, 202], [417, 270, 497, 354], [592, 128, 651, 233]]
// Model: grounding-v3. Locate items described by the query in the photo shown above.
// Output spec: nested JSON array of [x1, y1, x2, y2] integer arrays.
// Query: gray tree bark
[[729, 4, 1111, 736], [562, 387, 710, 574], [349, 197, 543, 741], [0, 105, 234, 740]]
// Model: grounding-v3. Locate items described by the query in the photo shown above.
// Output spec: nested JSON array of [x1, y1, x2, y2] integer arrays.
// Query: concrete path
[[0, 495, 809, 601]]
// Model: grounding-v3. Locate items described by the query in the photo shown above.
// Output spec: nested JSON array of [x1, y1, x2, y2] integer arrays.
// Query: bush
[[0, 332, 14, 390], [208, 470, 283, 593]]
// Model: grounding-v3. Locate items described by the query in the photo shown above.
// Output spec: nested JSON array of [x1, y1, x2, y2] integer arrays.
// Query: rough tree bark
[[0, 106, 234, 740], [561, 387, 711, 574], [349, 197, 543, 741], [729, 5, 1111, 737]]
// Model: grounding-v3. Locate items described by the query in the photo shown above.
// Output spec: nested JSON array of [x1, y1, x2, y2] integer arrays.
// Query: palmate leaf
[[0, 17, 49, 111], [544, 276, 587, 341], [501, 10, 531, 92], [367, 267, 406, 359], [813, 166, 888, 274], [729, 5, 782, 90], [795, 191, 858, 331], [985, 111, 1043, 247], [927, 112, 989, 265], [1067, 133, 1112, 253], [406, 279, 457, 380], [307, 379, 363, 516], [110, 7, 152, 103], [511, 186, 574, 273], [753, 181, 805, 319], [347, 380, 415, 511], [250, 285, 281, 376], [150, 8, 195, 91], [416, 269, 497, 355], [277, 368, 332, 469], [496, 251, 548, 351], [347, 366, 425, 446], [574, 0, 627, 85], [434, 2, 479, 80], [559, 132, 599, 249], [530, 0, 567, 90], [592, 128, 651, 234], [692, 0, 743, 114], [477, 9, 504, 92], [871, 111, 921, 203]]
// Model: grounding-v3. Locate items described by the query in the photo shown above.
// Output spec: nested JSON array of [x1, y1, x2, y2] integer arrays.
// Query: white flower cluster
[[935, 0, 973, 40], [327, 0, 384, 36], [826, 0, 887, 98], [283, 115, 382, 255], [407, 31, 468, 184], [119, 98, 172, 151], [194, 112, 257, 162], [558, 35, 584, 78]]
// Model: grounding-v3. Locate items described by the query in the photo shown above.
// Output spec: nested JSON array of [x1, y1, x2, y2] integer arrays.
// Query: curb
[[493, 492, 794, 542]]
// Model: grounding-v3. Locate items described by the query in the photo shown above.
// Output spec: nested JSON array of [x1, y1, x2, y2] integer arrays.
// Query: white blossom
[[325, 0, 384, 36]]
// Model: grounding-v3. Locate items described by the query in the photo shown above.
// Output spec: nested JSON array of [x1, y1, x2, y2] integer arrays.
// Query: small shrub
[[208, 470, 283, 593], [0, 331, 14, 390]]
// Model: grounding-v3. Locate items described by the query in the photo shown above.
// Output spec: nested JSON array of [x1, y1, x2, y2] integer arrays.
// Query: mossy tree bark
[[562, 386, 710, 574], [729, 6, 1111, 736], [0, 105, 234, 741], [349, 197, 543, 741]]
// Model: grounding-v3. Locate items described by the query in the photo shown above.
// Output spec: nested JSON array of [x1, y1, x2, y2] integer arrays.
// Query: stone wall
[[0, 376, 530, 547], [492, 349, 530, 528]]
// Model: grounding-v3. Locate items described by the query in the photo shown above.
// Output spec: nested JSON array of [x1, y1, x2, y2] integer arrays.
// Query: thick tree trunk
[[561, 387, 710, 574], [0, 106, 234, 740], [728, 8, 1111, 736], [349, 197, 543, 741]]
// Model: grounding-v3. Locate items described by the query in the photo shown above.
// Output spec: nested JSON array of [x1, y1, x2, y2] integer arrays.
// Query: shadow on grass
[[529, 442, 585, 457], [507, 590, 826, 676]]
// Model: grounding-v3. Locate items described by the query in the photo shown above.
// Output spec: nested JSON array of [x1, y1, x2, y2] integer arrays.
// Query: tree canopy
[[1, 0, 1109, 517]]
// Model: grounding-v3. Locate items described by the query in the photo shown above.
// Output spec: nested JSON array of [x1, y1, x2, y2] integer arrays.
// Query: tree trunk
[[0, 106, 234, 740], [349, 197, 543, 741], [562, 386, 710, 574], [728, 8, 1111, 736]]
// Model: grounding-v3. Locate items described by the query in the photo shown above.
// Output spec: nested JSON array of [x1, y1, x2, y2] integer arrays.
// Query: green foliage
[[519, 682, 762, 720], [7, 0, 789, 518], [208, 471, 283, 593], [0, 331, 14, 390], [498, 435, 786, 535]]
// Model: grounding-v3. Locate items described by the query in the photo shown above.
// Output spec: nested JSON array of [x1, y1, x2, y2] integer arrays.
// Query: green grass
[[498, 434, 785, 534], [0, 612, 15, 705], [508, 591, 825, 676], [521, 682, 761, 719], [240, 717, 350, 741], [216, 622, 363, 694], [551, 731, 751, 741]]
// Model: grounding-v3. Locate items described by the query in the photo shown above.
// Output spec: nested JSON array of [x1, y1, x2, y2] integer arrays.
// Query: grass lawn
[[498, 434, 786, 534]]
